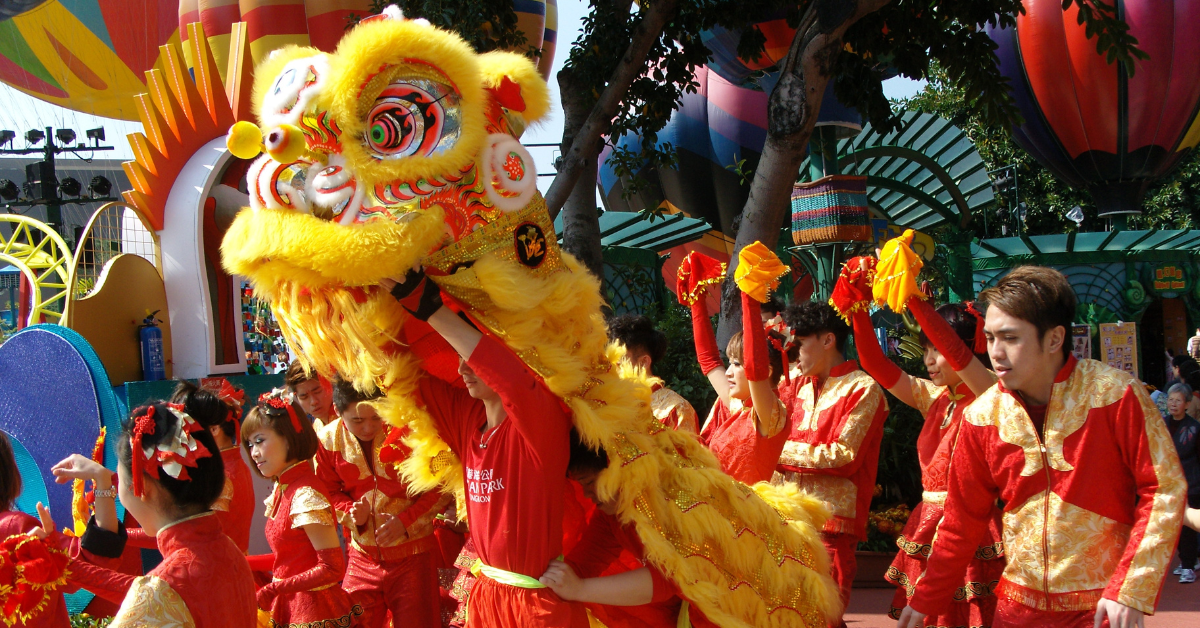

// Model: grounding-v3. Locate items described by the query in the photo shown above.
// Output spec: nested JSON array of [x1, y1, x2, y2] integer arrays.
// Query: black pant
[[1179, 494, 1200, 568]]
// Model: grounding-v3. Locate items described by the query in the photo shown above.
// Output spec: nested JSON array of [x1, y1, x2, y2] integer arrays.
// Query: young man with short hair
[[607, 314, 698, 434], [383, 269, 588, 628], [775, 300, 888, 627], [286, 360, 336, 428], [897, 266, 1186, 628], [314, 378, 450, 628]]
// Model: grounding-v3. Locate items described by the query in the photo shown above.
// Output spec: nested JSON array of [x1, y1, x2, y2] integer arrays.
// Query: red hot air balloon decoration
[[988, 0, 1200, 217]]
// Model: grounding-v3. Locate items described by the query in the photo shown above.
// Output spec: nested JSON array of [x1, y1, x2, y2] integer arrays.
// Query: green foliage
[[903, 62, 1200, 236], [569, 0, 786, 211], [643, 302, 719, 420], [348, 0, 530, 54], [70, 614, 112, 628]]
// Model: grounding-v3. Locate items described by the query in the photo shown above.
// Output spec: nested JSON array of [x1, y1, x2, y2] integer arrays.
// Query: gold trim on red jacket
[[910, 357, 1185, 616]]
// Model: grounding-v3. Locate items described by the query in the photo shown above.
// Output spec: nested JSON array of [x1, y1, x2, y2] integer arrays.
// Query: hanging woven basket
[[791, 174, 872, 245]]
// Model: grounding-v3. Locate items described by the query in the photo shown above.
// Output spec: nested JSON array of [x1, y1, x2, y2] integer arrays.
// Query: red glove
[[741, 292, 770, 383], [851, 311, 903, 389], [909, 298, 974, 372], [690, 299, 724, 376], [256, 547, 345, 609]]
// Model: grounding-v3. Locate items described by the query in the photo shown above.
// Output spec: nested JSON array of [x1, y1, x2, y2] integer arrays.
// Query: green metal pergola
[[553, 209, 713, 314], [796, 110, 997, 300]]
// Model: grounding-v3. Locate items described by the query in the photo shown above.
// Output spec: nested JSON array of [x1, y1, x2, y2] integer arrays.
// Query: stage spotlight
[[88, 175, 112, 197], [86, 127, 105, 143], [0, 130, 14, 147], [0, 180, 18, 201], [55, 129, 76, 145], [58, 177, 81, 197], [25, 129, 44, 145]]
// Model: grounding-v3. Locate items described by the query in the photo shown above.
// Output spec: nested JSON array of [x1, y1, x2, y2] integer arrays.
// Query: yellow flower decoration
[[873, 229, 925, 312], [734, 241, 789, 303]]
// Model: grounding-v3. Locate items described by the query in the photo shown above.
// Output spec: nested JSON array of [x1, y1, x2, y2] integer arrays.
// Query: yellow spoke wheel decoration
[[0, 215, 73, 326]]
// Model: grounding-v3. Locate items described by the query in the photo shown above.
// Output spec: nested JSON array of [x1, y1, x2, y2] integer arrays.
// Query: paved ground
[[844, 578, 1200, 628]]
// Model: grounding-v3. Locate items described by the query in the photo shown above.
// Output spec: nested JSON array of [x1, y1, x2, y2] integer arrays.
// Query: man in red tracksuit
[[775, 300, 888, 627], [316, 379, 450, 628], [897, 266, 1186, 628], [384, 269, 588, 628]]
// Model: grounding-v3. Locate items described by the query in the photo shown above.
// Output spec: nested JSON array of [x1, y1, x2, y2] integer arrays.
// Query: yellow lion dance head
[[222, 9, 839, 627]]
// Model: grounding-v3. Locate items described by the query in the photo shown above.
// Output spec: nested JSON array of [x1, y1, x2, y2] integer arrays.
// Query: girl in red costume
[[243, 391, 363, 626], [41, 402, 258, 626], [836, 257, 1005, 627], [192, 379, 255, 553], [680, 250, 795, 484], [123, 381, 256, 555]]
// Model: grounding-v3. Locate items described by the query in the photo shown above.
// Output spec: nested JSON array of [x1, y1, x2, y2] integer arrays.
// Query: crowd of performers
[[3, 233, 1200, 628]]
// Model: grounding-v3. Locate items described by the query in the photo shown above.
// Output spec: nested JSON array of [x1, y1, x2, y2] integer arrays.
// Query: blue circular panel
[[0, 328, 101, 523]]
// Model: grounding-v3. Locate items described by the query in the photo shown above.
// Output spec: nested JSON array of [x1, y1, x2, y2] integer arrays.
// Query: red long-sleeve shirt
[[909, 357, 1186, 616], [419, 334, 572, 578], [315, 420, 448, 560]]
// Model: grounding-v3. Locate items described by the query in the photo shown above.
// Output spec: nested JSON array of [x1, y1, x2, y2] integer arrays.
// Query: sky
[[0, 0, 926, 193]]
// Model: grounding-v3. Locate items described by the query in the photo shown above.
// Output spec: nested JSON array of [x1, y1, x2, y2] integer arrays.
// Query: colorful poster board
[[1071, 324, 1092, 361], [1099, 322, 1138, 379]]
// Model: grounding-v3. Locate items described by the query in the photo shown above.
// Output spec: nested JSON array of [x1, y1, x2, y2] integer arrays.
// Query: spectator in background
[[1176, 357, 1200, 420], [1166, 383, 1200, 583], [286, 360, 336, 429], [607, 314, 699, 434]]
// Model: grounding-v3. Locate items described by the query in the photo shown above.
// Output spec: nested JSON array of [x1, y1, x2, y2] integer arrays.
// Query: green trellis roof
[[553, 210, 711, 253], [971, 230, 1200, 269], [800, 110, 996, 231]]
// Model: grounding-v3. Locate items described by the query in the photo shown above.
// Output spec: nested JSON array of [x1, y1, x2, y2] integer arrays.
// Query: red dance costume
[[774, 360, 888, 622], [419, 334, 587, 628], [214, 446, 256, 553], [565, 508, 717, 628], [316, 419, 449, 628], [885, 379, 1005, 625], [699, 396, 790, 484], [82, 512, 258, 627], [650, 383, 699, 434], [908, 357, 1186, 626], [692, 286, 790, 485], [262, 462, 363, 627]]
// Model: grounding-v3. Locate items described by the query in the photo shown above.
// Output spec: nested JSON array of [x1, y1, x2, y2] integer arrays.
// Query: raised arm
[[676, 251, 730, 405], [851, 310, 915, 407], [740, 291, 785, 439], [690, 291, 729, 406], [907, 298, 996, 397]]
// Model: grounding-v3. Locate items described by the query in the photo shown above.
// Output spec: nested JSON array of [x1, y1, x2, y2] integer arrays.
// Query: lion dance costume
[[222, 9, 839, 628]]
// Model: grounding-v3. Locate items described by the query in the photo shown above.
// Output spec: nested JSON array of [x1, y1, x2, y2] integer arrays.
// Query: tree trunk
[[544, 0, 681, 217], [716, 0, 891, 345], [557, 65, 606, 279]]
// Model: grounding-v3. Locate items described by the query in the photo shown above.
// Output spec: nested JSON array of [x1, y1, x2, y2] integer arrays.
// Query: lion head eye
[[364, 79, 461, 159]]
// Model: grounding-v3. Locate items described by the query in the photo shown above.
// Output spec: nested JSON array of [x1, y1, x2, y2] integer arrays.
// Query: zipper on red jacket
[[1026, 402, 1053, 611]]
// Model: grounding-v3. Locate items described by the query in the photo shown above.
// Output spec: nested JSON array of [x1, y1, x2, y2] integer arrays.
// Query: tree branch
[[716, 0, 893, 344], [545, 0, 681, 218]]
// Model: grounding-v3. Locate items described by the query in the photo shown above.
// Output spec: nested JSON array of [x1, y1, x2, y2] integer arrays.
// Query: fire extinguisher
[[139, 310, 166, 381]]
